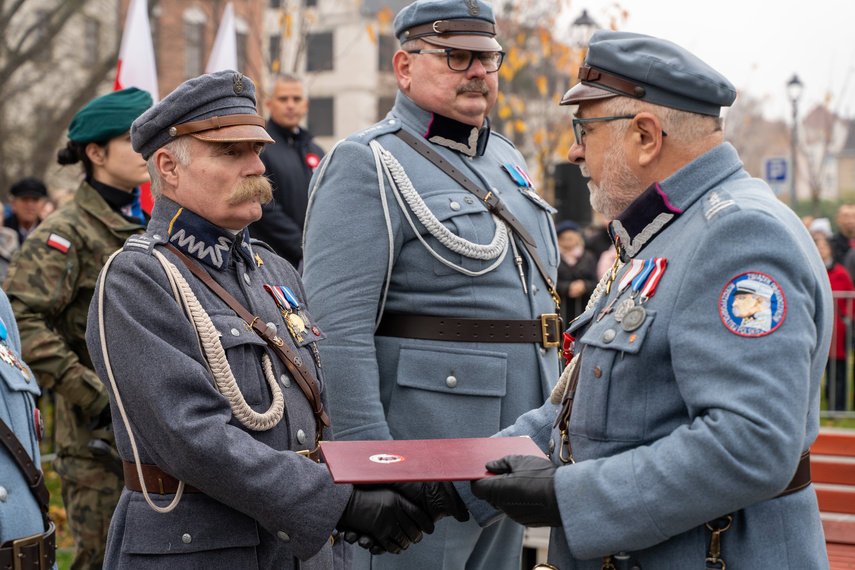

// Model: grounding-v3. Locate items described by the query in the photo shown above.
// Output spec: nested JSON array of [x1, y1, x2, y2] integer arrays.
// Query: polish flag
[[205, 3, 238, 74], [114, 0, 159, 101], [114, 0, 159, 214]]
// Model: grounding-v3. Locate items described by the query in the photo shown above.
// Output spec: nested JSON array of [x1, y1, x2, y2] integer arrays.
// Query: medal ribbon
[[639, 258, 668, 302], [263, 284, 292, 311], [617, 258, 645, 293], [630, 258, 656, 296]]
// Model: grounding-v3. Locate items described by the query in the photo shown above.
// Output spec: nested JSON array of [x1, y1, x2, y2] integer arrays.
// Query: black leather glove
[[391, 481, 470, 524], [469, 454, 561, 527], [337, 488, 434, 555]]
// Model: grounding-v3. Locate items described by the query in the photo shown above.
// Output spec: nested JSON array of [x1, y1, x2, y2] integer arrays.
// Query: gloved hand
[[337, 487, 434, 555], [391, 481, 470, 524], [469, 454, 561, 527]]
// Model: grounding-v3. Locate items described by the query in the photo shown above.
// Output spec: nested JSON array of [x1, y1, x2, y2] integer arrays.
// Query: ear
[[85, 142, 107, 166], [154, 148, 181, 192], [630, 112, 664, 167], [393, 49, 415, 92]]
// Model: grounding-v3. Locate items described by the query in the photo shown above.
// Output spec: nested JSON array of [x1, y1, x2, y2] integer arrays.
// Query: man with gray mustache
[[302, 0, 561, 568]]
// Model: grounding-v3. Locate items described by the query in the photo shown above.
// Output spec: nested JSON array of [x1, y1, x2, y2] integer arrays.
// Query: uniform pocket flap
[[0, 361, 39, 397], [209, 313, 268, 350], [396, 345, 507, 396], [582, 308, 656, 355], [121, 494, 260, 554]]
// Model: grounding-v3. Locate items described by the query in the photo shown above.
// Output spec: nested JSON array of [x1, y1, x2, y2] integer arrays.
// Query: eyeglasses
[[572, 115, 636, 145], [572, 115, 669, 146], [406, 49, 505, 73]]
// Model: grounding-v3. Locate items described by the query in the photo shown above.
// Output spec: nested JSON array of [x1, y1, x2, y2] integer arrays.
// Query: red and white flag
[[114, 0, 159, 102], [114, 0, 159, 214], [206, 3, 238, 73]]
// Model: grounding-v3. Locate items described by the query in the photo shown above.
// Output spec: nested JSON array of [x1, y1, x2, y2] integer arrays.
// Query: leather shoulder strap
[[163, 244, 330, 428], [0, 416, 51, 525], [393, 129, 559, 307]]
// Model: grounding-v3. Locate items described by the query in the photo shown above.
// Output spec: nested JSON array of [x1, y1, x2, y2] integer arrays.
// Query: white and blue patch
[[719, 272, 786, 337]]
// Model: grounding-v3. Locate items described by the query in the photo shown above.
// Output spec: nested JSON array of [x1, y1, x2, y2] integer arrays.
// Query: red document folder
[[319, 436, 548, 483]]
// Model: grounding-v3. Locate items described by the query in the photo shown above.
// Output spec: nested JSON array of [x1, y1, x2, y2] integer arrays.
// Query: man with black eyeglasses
[[302, 0, 562, 568]]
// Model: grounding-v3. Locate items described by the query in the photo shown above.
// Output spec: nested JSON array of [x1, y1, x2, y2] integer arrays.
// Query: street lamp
[[787, 74, 803, 211], [569, 9, 599, 50]]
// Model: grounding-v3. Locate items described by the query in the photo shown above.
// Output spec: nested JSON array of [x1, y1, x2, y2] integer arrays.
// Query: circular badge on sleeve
[[719, 272, 786, 337]]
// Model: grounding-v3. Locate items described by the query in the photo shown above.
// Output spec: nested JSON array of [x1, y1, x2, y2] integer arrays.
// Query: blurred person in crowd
[[831, 203, 855, 266], [3, 87, 152, 570], [248, 73, 324, 270], [5, 177, 48, 246], [583, 210, 611, 261], [814, 227, 853, 411], [0, 202, 20, 282], [555, 219, 598, 323]]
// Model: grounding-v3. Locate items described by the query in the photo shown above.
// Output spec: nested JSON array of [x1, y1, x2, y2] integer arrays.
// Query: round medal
[[288, 313, 307, 333], [613, 299, 636, 323], [621, 306, 647, 332]]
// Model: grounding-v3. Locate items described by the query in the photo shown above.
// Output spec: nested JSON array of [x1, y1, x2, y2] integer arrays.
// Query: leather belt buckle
[[540, 314, 561, 348], [297, 444, 322, 463], [11, 529, 46, 570]]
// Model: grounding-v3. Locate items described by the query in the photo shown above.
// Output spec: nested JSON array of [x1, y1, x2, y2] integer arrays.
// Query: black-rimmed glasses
[[406, 48, 505, 73]]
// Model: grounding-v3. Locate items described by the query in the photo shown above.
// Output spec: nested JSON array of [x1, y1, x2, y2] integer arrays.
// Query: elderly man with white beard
[[465, 30, 833, 569]]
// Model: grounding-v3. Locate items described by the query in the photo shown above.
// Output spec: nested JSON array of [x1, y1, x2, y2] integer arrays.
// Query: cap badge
[[233, 73, 244, 95], [465, 0, 480, 16]]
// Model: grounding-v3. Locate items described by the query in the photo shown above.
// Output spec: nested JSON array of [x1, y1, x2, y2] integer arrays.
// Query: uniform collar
[[76, 181, 145, 232], [609, 143, 742, 260], [150, 197, 255, 271], [394, 92, 491, 157]]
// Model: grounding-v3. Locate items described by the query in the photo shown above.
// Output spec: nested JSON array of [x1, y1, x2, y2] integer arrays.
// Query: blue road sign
[[765, 157, 789, 183]]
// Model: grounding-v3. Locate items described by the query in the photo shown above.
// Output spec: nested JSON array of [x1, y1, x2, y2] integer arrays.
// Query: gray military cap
[[394, 0, 501, 51], [560, 30, 737, 117], [131, 70, 273, 160]]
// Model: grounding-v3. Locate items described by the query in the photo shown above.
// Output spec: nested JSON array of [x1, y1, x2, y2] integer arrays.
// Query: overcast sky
[[565, 0, 855, 122]]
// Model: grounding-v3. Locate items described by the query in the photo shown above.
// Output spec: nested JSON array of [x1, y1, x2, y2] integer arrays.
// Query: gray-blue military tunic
[[303, 91, 560, 568], [462, 142, 832, 568], [0, 289, 57, 570], [85, 197, 352, 569]]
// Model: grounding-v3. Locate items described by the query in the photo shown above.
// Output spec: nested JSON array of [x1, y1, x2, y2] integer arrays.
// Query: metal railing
[[823, 290, 855, 418]]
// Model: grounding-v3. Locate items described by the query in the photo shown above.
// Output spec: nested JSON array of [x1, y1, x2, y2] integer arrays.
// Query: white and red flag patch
[[46, 233, 71, 253]]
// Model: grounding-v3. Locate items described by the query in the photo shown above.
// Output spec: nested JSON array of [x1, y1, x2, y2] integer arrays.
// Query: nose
[[466, 56, 487, 79], [247, 150, 266, 176], [566, 140, 585, 164]]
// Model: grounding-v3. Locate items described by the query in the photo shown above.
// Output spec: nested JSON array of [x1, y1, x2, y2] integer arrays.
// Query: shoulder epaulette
[[347, 118, 404, 145], [123, 234, 166, 255], [703, 190, 737, 222]]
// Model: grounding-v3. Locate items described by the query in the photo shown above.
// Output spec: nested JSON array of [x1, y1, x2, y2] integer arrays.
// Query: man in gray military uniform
[[84, 70, 443, 569], [301, 0, 561, 567], [466, 31, 832, 568]]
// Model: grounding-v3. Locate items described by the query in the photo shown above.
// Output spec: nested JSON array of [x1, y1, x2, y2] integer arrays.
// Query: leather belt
[[0, 522, 56, 570], [123, 461, 200, 495], [776, 450, 811, 498], [375, 313, 563, 348]]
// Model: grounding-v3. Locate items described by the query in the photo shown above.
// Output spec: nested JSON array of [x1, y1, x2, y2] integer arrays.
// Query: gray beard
[[579, 145, 643, 220]]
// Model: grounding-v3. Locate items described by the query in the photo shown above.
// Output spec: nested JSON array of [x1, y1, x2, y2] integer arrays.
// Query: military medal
[[621, 258, 667, 332], [0, 317, 31, 380], [613, 299, 636, 322], [264, 284, 307, 343], [597, 258, 644, 322]]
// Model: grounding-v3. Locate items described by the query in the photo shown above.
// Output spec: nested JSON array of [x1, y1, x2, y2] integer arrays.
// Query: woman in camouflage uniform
[[2, 87, 152, 570]]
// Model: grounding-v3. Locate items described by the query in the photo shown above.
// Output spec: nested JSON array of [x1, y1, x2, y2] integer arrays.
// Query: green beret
[[68, 87, 153, 144]]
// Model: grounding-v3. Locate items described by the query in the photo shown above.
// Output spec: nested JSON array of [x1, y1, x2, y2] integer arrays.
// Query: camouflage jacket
[[3, 181, 145, 459]]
